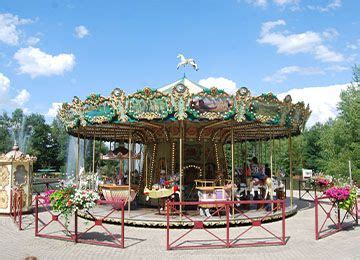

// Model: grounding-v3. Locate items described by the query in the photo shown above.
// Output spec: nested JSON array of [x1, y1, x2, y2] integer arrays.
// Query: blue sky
[[0, 0, 359, 125]]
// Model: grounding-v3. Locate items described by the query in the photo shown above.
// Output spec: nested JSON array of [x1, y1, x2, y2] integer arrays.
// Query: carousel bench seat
[[100, 184, 138, 206]]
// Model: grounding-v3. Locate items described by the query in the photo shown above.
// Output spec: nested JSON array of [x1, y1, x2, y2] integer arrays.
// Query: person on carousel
[[169, 171, 180, 186], [159, 169, 167, 188], [250, 157, 266, 183], [250, 157, 267, 200]]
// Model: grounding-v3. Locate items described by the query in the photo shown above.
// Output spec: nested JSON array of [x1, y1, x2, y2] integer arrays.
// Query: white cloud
[[45, 102, 62, 117], [243, 0, 299, 8], [346, 39, 360, 50], [308, 0, 342, 12], [278, 83, 348, 126], [0, 73, 10, 104], [13, 47, 75, 78], [199, 77, 238, 94], [0, 73, 31, 109], [244, 0, 268, 8], [0, 13, 32, 45], [346, 43, 358, 50], [322, 28, 339, 40], [273, 0, 299, 6], [263, 66, 324, 83], [26, 36, 40, 45], [313, 45, 344, 62], [11, 89, 30, 106], [325, 65, 349, 72], [74, 25, 89, 39], [258, 20, 344, 62]]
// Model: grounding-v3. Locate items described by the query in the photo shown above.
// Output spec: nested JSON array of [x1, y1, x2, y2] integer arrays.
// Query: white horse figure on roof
[[177, 54, 199, 71]]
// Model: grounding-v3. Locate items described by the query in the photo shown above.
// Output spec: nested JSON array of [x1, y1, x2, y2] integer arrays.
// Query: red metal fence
[[166, 199, 286, 250], [34, 195, 125, 248], [314, 195, 358, 240], [10, 188, 23, 230], [298, 179, 318, 201]]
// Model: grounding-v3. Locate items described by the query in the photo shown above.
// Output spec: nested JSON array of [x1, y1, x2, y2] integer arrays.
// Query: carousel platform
[[77, 200, 298, 228]]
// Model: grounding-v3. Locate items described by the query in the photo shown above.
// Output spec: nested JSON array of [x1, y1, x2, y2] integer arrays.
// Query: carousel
[[58, 61, 310, 227]]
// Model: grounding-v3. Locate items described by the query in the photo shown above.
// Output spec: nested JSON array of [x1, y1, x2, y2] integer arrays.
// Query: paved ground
[[1, 191, 359, 260]]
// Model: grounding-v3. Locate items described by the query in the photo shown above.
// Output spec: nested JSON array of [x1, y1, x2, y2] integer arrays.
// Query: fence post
[[337, 201, 341, 230], [10, 189, 13, 219], [355, 200, 358, 225], [121, 201, 125, 248], [19, 189, 22, 230], [166, 201, 170, 250], [226, 203, 230, 247], [35, 195, 39, 236], [74, 210, 78, 243], [282, 200, 286, 244], [315, 196, 319, 240]]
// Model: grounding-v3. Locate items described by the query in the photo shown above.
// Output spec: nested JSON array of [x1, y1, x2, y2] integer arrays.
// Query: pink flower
[[325, 186, 350, 201]]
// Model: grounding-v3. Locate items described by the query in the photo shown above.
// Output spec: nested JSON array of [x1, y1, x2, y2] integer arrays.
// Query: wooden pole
[[349, 160, 353, 186]]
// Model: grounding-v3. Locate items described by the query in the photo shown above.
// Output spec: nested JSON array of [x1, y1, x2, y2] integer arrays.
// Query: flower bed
[[324, 186, 357, 211], [49, 184, 99, 222], [305, 175, 333, 191]]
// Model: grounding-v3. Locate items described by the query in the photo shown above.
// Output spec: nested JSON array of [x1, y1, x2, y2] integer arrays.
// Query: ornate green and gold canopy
[[58, 77, 311, 143]]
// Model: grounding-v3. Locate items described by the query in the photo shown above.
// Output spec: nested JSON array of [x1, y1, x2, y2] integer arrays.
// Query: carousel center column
[[179, 120, 184, 217], [128, 128, 132, 217]]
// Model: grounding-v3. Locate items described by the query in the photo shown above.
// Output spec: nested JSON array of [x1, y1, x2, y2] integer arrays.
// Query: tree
[[315, 65, 360, 183], [302, 123, 324, 171], [51, 118, 69, 170], [27, 114, 61, 170], [0, 112, 12, 152]]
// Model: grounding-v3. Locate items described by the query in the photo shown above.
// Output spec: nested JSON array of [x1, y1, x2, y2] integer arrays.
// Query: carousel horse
[[235, 177, 284, 203], [255, 177, 284, 200], [176, 54, 199, 71], [79, 167, 101, 190]]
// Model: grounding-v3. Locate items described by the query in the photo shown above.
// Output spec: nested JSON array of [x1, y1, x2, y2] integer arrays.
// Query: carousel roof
[[0, 143, 37, 162], [158, 76, 205, 94], [58, 76, 311, 143]]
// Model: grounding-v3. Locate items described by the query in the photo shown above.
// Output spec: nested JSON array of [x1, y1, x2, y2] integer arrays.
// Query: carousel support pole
[[231, 127, 235, 217], [83, 139, 86, 171], [145, 145, 148, 188], [288, 134, 293, 208], [92, 137, 96, 173], [245, 141, 248, 163], [240, 141, 243, 165], [270, 137, 274, 211], [179, 121, 184, 218], [203, 138, 205, 180], [76, 133, 80, 183], [272, 138, 275, 174], [128, 130, 132, 217]]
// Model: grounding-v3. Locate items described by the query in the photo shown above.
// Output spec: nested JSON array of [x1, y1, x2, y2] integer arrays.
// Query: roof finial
[[176, 54, 199, 71], [13, 140, 19, 151]]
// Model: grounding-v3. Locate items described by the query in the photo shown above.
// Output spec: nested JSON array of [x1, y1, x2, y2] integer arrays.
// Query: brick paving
[[0, 191, 359, 260]]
